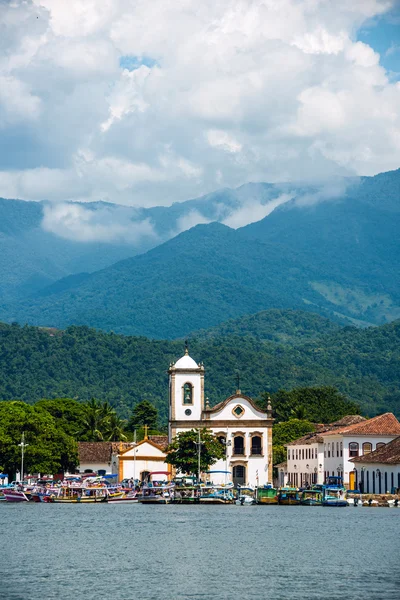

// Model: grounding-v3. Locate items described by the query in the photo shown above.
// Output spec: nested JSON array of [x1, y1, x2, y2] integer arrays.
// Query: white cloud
[[0, 0, 398, 210], [42, 202, 157, 243], [223, 193, 293, 228]]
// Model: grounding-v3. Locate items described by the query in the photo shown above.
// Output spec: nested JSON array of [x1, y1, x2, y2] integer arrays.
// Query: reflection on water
[[1, 504, 399, 600]]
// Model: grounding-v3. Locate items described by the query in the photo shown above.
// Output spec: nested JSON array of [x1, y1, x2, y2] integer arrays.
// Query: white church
[[168, 347, 274, 487]]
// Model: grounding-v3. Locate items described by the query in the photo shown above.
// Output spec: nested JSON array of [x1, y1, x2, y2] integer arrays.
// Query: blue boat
[[322, 476, 348, 507]]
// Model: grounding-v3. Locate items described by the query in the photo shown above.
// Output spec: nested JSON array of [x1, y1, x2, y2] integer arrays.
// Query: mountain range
[[0, 168, 399, 337]]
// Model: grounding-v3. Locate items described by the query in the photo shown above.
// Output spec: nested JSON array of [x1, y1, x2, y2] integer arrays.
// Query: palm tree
[[77, 398, 104, 441], [105, 413, 127, 442]]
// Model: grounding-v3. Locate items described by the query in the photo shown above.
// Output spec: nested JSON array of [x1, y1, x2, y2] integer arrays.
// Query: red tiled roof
[[322, 413, 400, 437], [78, 442, 132, 463], [149, 435, 169, 451], [350, 436, 400, 464], [286, 415, 367, 447]]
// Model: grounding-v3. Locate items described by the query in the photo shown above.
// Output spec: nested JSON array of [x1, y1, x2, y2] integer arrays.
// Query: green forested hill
[[0, 314, 399, 422], [2, 171, 399, 337]]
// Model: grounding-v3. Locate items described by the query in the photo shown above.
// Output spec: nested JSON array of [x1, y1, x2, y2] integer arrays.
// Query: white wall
[[286, 443, 322, 486], [323, 435, 397, 485], [79, 461, 111, 473], [353, 463, 400, 494]]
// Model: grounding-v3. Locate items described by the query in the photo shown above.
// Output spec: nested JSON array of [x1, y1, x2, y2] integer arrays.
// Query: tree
[[0, 401, 78, 479], [105, 413, 127, 442], [127, 400, 158, 431], [35, 398, 87, 438], [270, 387, 360, 424], [165, 429, 225, 476], [272, 419, 315, 473], [77, 398, 105, 441]]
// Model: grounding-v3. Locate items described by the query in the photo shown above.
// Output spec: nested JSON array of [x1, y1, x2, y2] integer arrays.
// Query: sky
[[0, 0, 400, 210]]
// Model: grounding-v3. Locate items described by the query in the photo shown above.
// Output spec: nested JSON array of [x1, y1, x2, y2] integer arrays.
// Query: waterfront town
[[1, 349, 400, 506]]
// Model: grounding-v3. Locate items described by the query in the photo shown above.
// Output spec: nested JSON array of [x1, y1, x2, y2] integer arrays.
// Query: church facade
[[168, 348, 273, 487]]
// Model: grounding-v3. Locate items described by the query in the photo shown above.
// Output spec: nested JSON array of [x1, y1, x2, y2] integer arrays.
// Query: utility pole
[[133, 429, 137, 483], [195, 429, 204, 484], [18, 432, 28, 483]]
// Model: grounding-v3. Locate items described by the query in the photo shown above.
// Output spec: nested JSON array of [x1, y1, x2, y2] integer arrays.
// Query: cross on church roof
[[184, 340, 189, 355]]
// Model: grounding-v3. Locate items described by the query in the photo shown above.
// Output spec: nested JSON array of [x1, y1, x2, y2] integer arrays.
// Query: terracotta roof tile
[[350, 436, 400, 464], [78, 442, 132, 463], [149, 435, 169, 450], [286, 415, 367, 447], [322, 413, 400, 437]]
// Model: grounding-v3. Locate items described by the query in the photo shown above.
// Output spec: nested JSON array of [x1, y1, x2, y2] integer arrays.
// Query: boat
[[346, 490, 362, 507], [300, 489, 323, 506], [277, 487, 300, 505], [139, 471, 175, 504], [322, 476, 348, 507], [3, 488, 29, 502], [107, 490, 138, 504], [255, 486, 278, 505], [235, 486, 256, 505], [199, 485, 235, 504], [50, 484, 108, 503]]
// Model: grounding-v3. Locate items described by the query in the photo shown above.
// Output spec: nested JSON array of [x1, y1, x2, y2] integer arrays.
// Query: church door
[[233, 465, 246, 487]]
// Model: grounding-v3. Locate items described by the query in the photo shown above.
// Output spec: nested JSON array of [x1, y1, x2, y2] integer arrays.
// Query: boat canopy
[[205, 470, 231, 474]]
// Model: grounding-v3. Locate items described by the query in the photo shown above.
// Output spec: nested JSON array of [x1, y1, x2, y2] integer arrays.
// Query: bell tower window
[[183, 383, 193, 405]]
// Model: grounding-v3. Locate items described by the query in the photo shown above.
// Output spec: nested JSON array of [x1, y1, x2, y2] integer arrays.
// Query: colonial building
[[118, 434, 169, 482], [168, 348, 273, 487], [350, 435, 400, 494], [285, 413, 400, 488]]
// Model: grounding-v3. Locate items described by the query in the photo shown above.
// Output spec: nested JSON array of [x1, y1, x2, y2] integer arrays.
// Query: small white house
[[118, 435, 170, 482], [350, 435, 400, 494], [78, 442, 131, 475]]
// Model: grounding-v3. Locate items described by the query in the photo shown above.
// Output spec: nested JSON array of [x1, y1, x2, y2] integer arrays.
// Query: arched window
[[233, 435, 245, 456], [376, 442, 385, 450], [340, 442, 343, 457], [251, 435, 262, 455], [349, 442, 359, 457], [217, 435, 226, 447], [362, 442, 372, 455], [183, 383, 193, 405], [336, 442, 339, 457], [328, 443, 331, 457]]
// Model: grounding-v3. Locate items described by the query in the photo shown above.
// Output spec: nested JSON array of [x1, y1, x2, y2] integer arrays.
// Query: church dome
[[174, 353, 199, 369]]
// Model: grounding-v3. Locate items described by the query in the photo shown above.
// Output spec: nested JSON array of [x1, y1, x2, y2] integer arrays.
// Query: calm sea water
[[1, 504, 399, 600]]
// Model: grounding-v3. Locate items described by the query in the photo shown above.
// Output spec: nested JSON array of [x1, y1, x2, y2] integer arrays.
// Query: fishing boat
[[50, 484, 108, 503], [199, 485, 235, 504], [255, 486, 278, 505], [139, 472, 175, 504], [235, 486, 256, 505], [3, 488, 29, 502], [346, 490, 362, 507], [322, 476, 348, 507], [300, 489, 323, 506], [322, 487, 348, 507], [277, 487, 300, 505], [107, 490, 138, 504]]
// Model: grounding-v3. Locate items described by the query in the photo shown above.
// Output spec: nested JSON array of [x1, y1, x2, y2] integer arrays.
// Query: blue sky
[[358, 4, 400, 78]]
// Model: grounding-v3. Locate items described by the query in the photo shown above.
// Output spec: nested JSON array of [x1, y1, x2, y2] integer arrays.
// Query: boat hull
[[3, 490, 29, 502], [300, 499, 322, 506], [257, 498, 278, 505], [278, 498, 300, 505], [322, 500, 348, 507]]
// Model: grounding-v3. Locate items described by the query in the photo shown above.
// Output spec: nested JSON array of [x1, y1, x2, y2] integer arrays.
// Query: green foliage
[[165, 429, 225, 476], [127, 400, 158, 431], [0, 401, 78, 479], [273, 419, 316, 446], [270, 387, 360, 424], [272, 419, 315, 469], [77, 399, 127, 442], [0, 316, 399, 420]]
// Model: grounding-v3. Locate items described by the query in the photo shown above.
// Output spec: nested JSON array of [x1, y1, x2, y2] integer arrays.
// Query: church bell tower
[[168, 345, 204, 441]]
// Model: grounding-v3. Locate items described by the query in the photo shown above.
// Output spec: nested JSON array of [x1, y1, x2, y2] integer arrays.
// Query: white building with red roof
[[285, 413, 400, 488], [350, 435, 400, 494]]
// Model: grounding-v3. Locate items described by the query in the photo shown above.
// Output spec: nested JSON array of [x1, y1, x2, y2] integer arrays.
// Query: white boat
[[108, 490, 138, 504]]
